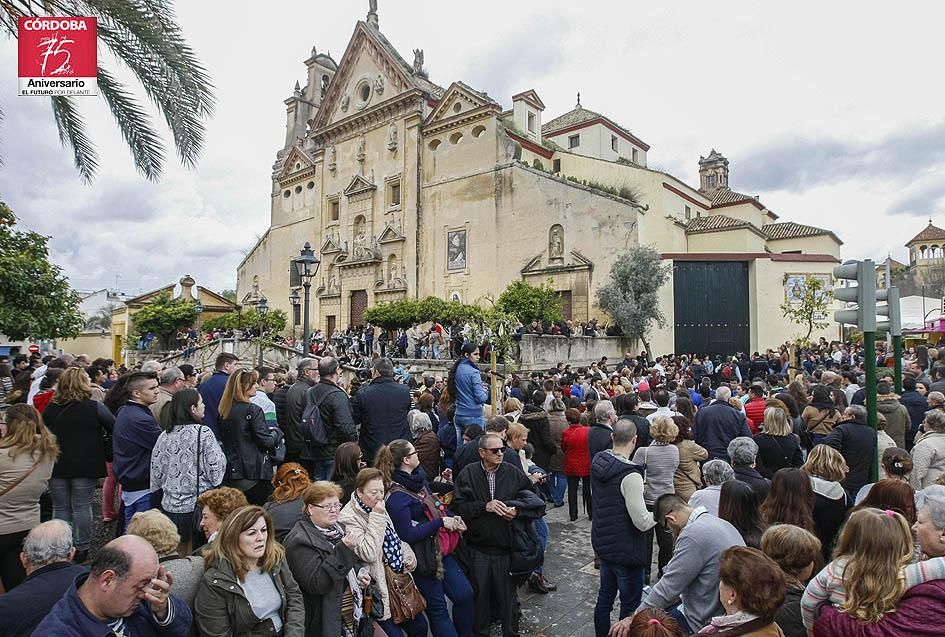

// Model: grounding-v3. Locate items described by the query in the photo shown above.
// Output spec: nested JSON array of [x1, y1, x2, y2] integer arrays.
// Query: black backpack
[[300, 388, 330, 446]]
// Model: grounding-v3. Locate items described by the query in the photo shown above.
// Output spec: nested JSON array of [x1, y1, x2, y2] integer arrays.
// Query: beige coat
[[801, 405, 840, 436], [0, 448, 54, 535], [673, 440, 709, 502], [338, 499, 416, 622], [911, 431, 945, 489]]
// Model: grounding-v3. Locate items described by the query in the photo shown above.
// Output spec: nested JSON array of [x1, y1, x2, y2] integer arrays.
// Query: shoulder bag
[[0, 460, 41, 499], [383, 563, 426, 624]]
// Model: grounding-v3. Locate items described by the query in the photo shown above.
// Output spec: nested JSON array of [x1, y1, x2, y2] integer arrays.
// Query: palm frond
[[97, 66, 165, 180], [50, 95, 98, 183]]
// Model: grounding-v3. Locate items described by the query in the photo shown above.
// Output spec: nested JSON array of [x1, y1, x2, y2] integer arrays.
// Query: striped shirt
[[801, 555, 945, 628]]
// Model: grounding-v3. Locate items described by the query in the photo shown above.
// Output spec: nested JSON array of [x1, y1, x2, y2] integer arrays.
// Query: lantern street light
[[256, 295, 268, 368], [293, 242, 320, 353]]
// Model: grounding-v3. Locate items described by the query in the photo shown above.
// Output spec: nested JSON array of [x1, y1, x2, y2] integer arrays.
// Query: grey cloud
[[736, 121, 945, 193], [888, 180, 945, 217]]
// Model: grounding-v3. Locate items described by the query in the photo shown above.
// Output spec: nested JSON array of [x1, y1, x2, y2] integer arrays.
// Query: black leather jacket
[[220, 401, 281, 481]]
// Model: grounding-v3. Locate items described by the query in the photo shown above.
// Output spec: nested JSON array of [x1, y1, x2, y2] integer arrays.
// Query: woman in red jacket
[[560, 407, 592, 522]]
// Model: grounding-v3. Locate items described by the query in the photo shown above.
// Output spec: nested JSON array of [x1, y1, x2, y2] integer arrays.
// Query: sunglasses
[[482, 447, 504, 455]]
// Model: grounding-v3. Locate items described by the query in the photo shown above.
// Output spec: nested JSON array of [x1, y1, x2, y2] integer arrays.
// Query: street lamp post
[[293, 242, 320, 354], [289, 289, 301, 343], [256, 295, 268, 368]]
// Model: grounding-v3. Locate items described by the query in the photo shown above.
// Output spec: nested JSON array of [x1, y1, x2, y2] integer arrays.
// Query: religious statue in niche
[[374, 74, 385, 95], [357, 133, 366, 162], [549, 225, 564, 261], [340, 94, 350, 112], [353, 232, 368, 259], [412, 49, 424, 74], [447, 229, 467, 271], [388, 256, 398, 282], [387, 121, 398, 151], [327, 271, 338, 292]]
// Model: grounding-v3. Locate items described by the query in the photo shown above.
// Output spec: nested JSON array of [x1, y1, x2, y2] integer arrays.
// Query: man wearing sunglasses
[[452, 433, 537, 637]]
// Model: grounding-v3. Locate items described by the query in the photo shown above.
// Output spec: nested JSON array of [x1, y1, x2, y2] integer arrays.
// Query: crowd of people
[[2, 339, 945, 636]]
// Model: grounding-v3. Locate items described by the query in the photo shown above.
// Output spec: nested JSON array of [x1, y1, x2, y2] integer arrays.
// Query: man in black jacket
[[307, 357, 358, 480], [826, 404, 877, 498], [900, 376, 930, 450], [453, 433, 536, 637], [0, 520, 87, 637], [694, 387, 752, 461], [518, 390, 556, 471], [352, 358, 411, 464], [588, 399, 618, 460], [285, 358, 319, 473]]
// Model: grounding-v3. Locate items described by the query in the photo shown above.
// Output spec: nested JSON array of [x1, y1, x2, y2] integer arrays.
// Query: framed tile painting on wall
[[447, 229, 466, 271]]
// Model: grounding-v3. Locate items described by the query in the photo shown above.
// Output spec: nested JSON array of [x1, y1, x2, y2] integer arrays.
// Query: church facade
[[236, 5, 844, 356]]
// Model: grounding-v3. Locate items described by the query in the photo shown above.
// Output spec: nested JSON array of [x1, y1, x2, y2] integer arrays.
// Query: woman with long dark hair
[[331, 441, 363, 504], [759, 468, 816, 533], [802, 386, 840, 446], [151, 388, 226, 552], [377, 440, 473, 637], [447, 342, 488, 432], [718, 480, 767, 549]]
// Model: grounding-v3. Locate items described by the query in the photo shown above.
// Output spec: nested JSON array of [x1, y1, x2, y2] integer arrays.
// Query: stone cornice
[[313, 92, 424, 146], [422, 104, 501, 136]]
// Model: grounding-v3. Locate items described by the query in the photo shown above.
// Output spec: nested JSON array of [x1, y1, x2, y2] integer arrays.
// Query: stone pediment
[[521, 250, 593, 274], [377, 221, 406, 244], [320, 231, 343, 254], [343, 173, 377, 198], [311, 22, 420, 134], [423, 81, 501, 133], [277, 146, 315, 181]]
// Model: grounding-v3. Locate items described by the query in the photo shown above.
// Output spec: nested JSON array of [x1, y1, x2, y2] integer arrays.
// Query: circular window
[[428, 139, 441, 151], [295, 185, 302, 194], [283, 190, 291, 198], [453, 102, 462, 113], [294, 163, 301, 171], [354, 79, 372, 110], [307, 181, 315, 190], [360, 84, 370, 102]]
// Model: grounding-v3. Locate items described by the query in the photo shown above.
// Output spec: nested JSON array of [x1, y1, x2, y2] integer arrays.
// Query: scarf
[[392, 467, 426, 493], [698, 610, 762, 634], [315, 522, 344, 544], [354, 493, 405, 572]]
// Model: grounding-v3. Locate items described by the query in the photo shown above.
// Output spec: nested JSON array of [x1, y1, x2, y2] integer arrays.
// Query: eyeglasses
[[405, 450, 419, 457], [482, 447, 504, 454], [311, 503, 342, 512]]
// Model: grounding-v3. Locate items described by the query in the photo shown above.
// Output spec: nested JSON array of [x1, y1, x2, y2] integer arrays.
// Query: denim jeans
[[532, 517, 549, 576], [593, 560, 645, 637], [668, 604, 693, 634], [311, 458, 335, 481], [415, 554, 475, 637], [377, 613, 429, 637], [550, 471, 567, 506], [123, 492, 153, 527], [49, 477, 97, 551]]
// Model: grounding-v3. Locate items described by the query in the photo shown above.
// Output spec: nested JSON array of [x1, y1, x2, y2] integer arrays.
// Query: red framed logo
[[18, 16, 97, 96]]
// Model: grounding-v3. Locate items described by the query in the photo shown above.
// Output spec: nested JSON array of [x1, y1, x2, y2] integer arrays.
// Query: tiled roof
[[907, 222, 945, 245], [763, 222, 831, 240], [541, 105, 647, 148], [685, 214, 750, 233], [710, 188, 758, 206]]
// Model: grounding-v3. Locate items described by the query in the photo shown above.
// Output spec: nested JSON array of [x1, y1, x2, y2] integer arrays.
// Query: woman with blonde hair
[[633, 415, 679, 580], [195, 505, 304, 635], [801, 508, 945, 630], [339, 467, 428, 637], [753, 407, 803, 478], [802, 445, 850, 560], [219, 369, 283, 505], [264, 462, 312, 542], [503, 397, 523, 422], [761, 524, 822, 637], [128, 509, 204, 606], [0, 404, 59, 588], [42, 367, 115, 563]]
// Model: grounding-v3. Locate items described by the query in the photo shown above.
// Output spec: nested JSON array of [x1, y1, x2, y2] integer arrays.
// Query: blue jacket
[[0, 562, 87, 637], [694, 400, 752, 461], [198, 370, 230, 438], [113, 401, 162, 491], [32, 573, 192, 637], [453, 358, 489, 425], [591, 451, 647, 567]]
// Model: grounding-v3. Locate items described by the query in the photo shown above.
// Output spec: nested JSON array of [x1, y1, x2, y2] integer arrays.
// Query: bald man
[[0, 520, 87, 637], [34, 535, 192, 636]]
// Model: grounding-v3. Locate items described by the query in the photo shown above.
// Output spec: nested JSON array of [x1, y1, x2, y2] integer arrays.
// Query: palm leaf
[[50, 95, 98, 183], [97, 66, 165, 180]]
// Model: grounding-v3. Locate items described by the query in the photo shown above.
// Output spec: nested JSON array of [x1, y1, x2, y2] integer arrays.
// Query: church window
[[527, 112, 536, 133], [453, 102, 462, 113], [611, 135, 618, 152], [295, 185, 302, 194], [360, 84, 370, 102], [632, 148, 639, 164], [283, 190, 291, 198], [307, 181, 315, 190], [293, 305, 301, 326], [388, 181, 401, 208], [295, 163, 301, 171], [705, 174, 717, 189], [449, 131, 463, 144], [429, 139, 442, 151], [472, 125, 486, 138], [329, 198, 340, 222], [568, 134, 580, 149]]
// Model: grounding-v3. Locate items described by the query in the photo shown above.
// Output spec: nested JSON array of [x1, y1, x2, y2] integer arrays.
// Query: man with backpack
[[305, 356, 358, 479], [285, 358, 319, 472]]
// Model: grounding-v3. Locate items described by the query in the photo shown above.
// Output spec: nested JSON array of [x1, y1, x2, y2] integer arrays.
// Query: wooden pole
[[491, 346, 498, 417]]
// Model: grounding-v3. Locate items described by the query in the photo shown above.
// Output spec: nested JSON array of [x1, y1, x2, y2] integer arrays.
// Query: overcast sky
[[2, 1, 942, 300]]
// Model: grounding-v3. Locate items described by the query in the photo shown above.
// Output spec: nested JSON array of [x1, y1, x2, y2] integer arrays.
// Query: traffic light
[[833, 259, 877, 332], [876, 286, 902, 336]]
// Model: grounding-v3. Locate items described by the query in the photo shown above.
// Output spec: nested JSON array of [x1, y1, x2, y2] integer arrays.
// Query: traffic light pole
[[865, 333, 878, 483], [893, 334, 903, 395]]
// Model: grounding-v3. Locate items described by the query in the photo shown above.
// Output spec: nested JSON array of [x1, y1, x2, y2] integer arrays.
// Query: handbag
[[383, 563, 426, 623], [0, 460, 40, 499]]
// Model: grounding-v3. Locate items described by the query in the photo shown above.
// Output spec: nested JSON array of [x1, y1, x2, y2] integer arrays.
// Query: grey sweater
[[638, 508, 744, 631]]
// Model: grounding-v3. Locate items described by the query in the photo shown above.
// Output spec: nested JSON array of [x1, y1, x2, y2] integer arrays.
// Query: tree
[[780, 276, 833, 342], [0, 202, 84, 340], [220, 289, 238, 303], [131, 291, 197, 350], [363, 297, 483, 329], [2, 1, 215, 182], [86, 303, 119, 331], [595, 246, 671, 356], [495, 280, 562, 324]]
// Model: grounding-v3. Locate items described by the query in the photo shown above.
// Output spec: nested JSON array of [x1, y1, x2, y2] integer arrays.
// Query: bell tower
[[698, 149, 729, 193]]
